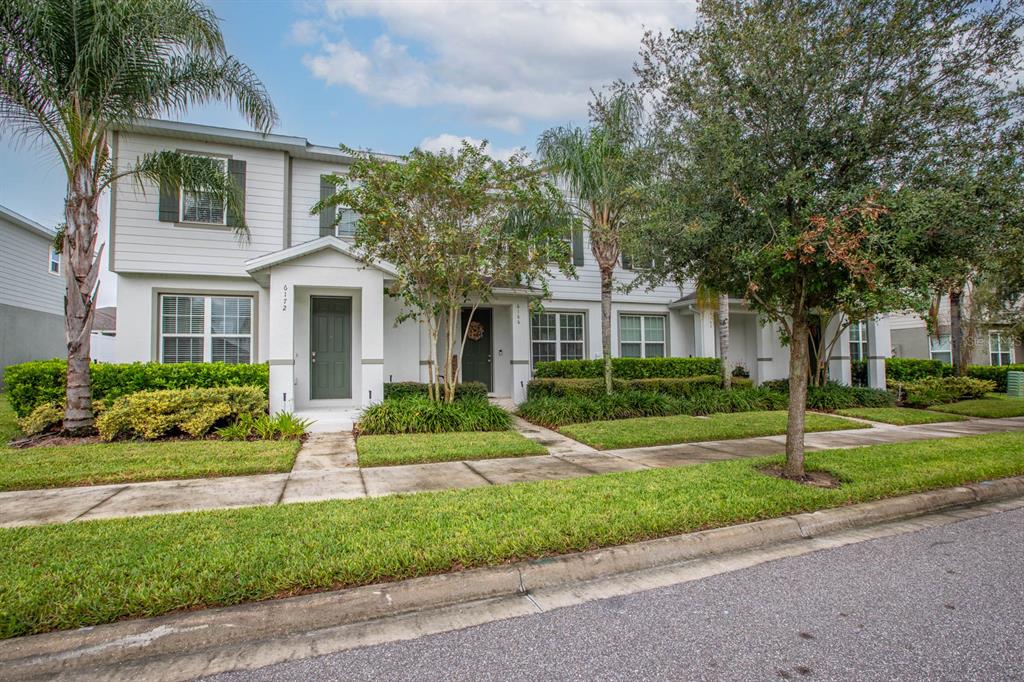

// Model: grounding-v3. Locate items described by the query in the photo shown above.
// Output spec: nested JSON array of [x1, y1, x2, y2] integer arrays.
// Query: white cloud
[[296, 1, 696, 132], [418, 133, 523, 161]]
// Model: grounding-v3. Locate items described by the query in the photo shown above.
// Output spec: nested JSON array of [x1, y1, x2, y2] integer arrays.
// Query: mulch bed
[[760, 465, 840, 488]]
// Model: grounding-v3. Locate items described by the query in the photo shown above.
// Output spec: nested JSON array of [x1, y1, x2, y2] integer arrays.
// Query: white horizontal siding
[[0, 219, 64, 315], [112, 132, 286, 276]]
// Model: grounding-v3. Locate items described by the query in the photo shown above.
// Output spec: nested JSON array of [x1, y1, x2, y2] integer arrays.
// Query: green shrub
[[676, 387, 788, 416], [966, 364, 1024, 392], [533, 357, 722, 379], [900, 376, 997, 407], [4, 360, 269, 417], [885, 357, 950, 382], [526, 375, 750, 400], [806, 382, 896, 410], [382, 381, 489, 401], [358, 396, 510, 435], [16, 403, 63, 437], [96, 386, 268, 441]]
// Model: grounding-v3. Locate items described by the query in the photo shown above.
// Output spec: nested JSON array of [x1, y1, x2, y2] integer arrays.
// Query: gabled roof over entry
[[244, 236, 398, 284]]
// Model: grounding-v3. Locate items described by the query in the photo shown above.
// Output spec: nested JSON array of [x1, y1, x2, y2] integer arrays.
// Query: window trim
[[154, 289, 258, 363], [929, 334, 952, 364], [989, 331, 1015, 367], [178, 153, 229, 227], [47, 245, 60, 276], [618, 312, 668, 358], [530, 310, 587, 369]]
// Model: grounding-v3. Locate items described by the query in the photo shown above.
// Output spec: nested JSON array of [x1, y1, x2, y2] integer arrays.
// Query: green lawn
[[559, 410, 864, 450], [2, 432, 1023, 639], [0, 395, 299, 491], [836, 407, 968, 425], [929, 397, 1024, 419], [357, 431, 546, 467]]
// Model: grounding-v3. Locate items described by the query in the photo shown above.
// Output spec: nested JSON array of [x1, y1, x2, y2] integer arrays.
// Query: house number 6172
[[282, 284, 288, 312]]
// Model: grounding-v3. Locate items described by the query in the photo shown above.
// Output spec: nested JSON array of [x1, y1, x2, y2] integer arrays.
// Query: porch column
[[826, 316, 852, 386], [268, 280, 295, 414], [866, 315, 892, 389], [509, 301, 531, 404], [755, 316, 776, 385], [360, 279, 385, 406], [694, 308, 717, 357], [418, 318, 433, 383]]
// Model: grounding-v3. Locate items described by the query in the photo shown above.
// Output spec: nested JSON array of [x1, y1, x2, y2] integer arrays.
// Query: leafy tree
[[538, 91, 651, 395], [317, 142, 573, 403], [639, 0, 1023, 478], [0, 0, 276, 432]]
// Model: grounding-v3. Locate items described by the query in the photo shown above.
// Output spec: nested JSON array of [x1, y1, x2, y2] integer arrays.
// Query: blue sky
[[0, 1, 694, 228]]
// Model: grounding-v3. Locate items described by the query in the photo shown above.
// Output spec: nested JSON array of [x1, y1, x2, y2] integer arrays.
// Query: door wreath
[[466, 320, 486, 341]]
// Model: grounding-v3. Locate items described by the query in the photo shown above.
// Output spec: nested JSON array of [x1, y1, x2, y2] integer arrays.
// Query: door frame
[[460, 306, 494, 392], [309, 295, 353, 400]]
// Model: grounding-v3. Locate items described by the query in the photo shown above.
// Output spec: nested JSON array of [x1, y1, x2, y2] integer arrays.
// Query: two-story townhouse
[[0, 204, 65, 386], [109, 120, 893, 422]]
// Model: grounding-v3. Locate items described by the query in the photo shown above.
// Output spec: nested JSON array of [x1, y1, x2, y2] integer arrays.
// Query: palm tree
[[538, 92, 648, 394], [0, 0, 276, 432]]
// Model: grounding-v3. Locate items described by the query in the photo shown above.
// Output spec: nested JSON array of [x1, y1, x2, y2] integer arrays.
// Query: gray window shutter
[[319, 175, 336, 237], [158, 178, 179, 222], [227, 159, 246, 227], [621, 251, 632, 270], [572, 226, 585, 266]]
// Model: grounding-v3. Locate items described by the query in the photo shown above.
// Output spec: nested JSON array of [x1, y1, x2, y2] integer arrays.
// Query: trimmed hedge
[[527, 375, 751, 400], [516, 387, 787, 429], [96, 386, 268, 441], [900, 376, 996, 407], [382, 381, 488, 401], [738, 380, 895, 410], [966, 364, 1024, 392], [533, 357, 722, 379], [358, 396, 511, 435], [4, 360, 269, 418], [885, 357, 950, 382]]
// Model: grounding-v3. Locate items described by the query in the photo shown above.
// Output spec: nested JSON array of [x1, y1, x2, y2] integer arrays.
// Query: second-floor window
[[989, 331, 1014, 366], [48, 245, 60, 275], [620, 314, 665, 358], [181, 156, 227, 225], [160, 294, 252, 364], [929, 334, 952, 364], [531, 312, 585, 366], [849, 320, 867, 362]]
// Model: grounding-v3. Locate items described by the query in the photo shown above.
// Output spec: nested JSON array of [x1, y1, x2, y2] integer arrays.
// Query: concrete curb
[[3, 476, 1024, 681]]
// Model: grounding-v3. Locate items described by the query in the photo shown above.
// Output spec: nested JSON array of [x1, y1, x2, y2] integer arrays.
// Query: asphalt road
[[209, 508, 1024, 681]]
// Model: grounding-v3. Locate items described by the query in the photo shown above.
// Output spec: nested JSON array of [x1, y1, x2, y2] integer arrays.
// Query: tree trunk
[[600, 265, 614, 395], [63, 167, 103, 434], [784, 311, 810, 480], [950, 289, 965, 376], [718, 295, 731, 389]]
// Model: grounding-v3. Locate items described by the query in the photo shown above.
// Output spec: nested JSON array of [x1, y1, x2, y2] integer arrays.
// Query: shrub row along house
[[108, 119, 1003, 418]]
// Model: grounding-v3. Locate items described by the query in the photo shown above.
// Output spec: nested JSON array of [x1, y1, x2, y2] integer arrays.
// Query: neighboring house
[[0, 204, 65, 387], [890, 294, 1022, 367], [109, 120, 892, 413], [90, 306, 117, 363]]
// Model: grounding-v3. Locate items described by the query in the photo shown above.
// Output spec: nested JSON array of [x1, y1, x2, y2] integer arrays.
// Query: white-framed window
[[989, 331, 1014, 366], [180, 156, 227, 225], [620, 314, 666, 358], [929, 334, 952, 364], [160, 294, 252, 363], [48, 245, 60, 275], [531, 312, 585, 366], [336, 208, 359, 237], [849, 320, 868, 362]]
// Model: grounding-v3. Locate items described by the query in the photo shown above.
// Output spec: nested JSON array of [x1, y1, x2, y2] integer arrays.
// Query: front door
[[310, 296, 351, 399], [460, 307, 492, 391]]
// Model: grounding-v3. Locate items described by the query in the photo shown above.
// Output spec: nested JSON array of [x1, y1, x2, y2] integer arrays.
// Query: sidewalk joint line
[[71, 486, 128, 521], [462, 461, 494, 485], [358, 468, 368, 496]]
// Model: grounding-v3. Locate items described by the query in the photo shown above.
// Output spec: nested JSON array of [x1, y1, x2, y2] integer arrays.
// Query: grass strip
[[357, 431, 545, 467], [835, 407, 967, 426], [929, 397, 1024, 419], [3, 432, 1024, 639], [559, 410, 863, 450]]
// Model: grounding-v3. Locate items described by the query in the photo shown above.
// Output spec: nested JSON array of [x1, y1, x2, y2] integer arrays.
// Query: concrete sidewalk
[[2, 416, 1023, 528]]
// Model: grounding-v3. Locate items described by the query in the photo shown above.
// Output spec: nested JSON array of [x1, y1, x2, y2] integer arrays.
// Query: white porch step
[[295, 408, 362, 434]]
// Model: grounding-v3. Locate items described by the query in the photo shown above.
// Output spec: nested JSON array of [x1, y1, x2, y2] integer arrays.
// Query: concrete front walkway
[[3, 417, 1023, 528]]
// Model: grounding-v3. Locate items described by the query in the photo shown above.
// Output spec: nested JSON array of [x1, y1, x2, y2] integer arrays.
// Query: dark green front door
[[310, 296, 351, 399], [461, 308, 492, 391]]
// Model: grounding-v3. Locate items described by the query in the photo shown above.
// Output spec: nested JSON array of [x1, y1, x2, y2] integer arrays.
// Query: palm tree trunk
[[600, 265, 614, 395], [950, 289, 965, 376], [784, 309, 810, 480], [63, 166, 102, 433], [718, 295, 731, 389]]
